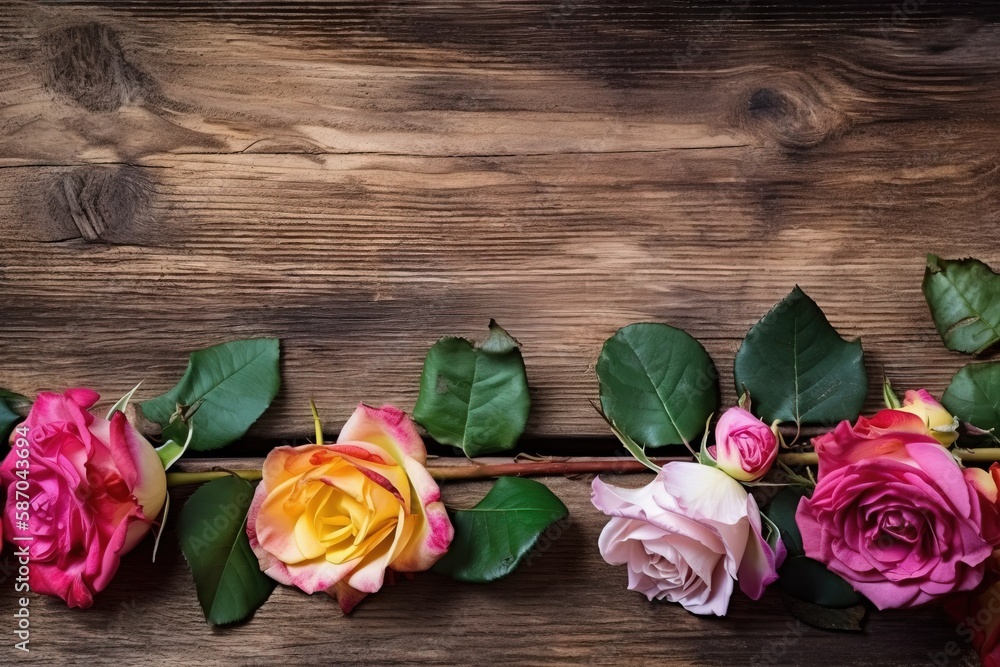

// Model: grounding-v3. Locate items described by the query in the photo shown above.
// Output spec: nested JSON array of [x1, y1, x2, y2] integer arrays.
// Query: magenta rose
[[0, 389, 167, 608], [592, 462, 783, 616], [796, 407, 998, 610], [706, 406, 779, 482]]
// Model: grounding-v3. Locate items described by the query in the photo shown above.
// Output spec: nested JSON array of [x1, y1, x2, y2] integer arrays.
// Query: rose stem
[[164, 448, 1000, 487], [167, 470, 263, 486]]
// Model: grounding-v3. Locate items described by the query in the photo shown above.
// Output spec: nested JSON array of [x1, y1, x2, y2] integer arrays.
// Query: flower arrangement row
[[3, 254, 1000, 663]]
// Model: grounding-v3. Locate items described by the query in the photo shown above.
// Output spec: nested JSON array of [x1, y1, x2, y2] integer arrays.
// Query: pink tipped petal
[[65, 388, 101, 410], [337, 403, 427, 465], [737, 495, 781, 600], [329, 580, 369, 614], [391, 456, 453, 571]]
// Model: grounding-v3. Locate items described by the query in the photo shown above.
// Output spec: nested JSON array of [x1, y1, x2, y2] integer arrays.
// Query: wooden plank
[[0, 460, 977, 665], [2, 2, 1000, 440]]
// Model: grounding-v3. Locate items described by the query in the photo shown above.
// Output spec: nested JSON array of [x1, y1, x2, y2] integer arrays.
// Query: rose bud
[[897, 388, 959, 447], [706, 406, 779, 483]]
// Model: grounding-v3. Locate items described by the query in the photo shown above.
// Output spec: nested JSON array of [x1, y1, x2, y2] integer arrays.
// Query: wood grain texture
[[0, 2, 997, 662], [0, 459, 977, 666], [2, 1, 1000, 443]]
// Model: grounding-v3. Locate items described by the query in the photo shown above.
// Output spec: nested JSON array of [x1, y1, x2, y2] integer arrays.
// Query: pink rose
[[591, 462, 782, 616], [796, 408, 998, 610], [0, 389, 167, 608], [247, 404, 453, 613], [706, 406, 779, 482]]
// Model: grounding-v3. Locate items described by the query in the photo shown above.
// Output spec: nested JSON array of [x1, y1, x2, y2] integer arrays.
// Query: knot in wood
[[737, 74, 849, 150], [43, 23, 149, 112], [50, 165, 152, 244]]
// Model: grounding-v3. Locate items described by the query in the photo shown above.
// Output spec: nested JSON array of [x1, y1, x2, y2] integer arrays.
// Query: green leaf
[[779, 557, 863, 608], [156, 421, 193, 471], [597, 405, 662, 472], [922, 254, 1000, 355], [177, 476, 275, 625], [106, 382, 142, 420], [766, 487, 805, 555], [734, 287, 867, 425], [767, 488, 862, 608], [596, 323, 718, 448], [942, 362, 1000, 432], [784, 595, 867, 633], [432, 477, 568, 583], [0, 390, 31, 412], [882, 376, 902, 410], [413, 320, 530, 457], [0, 398, 22, 447], [141, 339, 281, 451]]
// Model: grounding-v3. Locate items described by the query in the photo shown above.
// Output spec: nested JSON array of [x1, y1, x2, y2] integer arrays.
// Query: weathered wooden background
[[1, 0, 999, 664]]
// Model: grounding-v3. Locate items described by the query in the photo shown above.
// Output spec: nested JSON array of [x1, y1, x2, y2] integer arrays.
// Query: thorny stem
[[164, 448, 1000, 488]]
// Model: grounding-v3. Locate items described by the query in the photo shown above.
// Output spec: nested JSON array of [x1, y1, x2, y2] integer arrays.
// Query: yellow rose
[[247, 404, 453, 613], [898, 389, 959, 447]]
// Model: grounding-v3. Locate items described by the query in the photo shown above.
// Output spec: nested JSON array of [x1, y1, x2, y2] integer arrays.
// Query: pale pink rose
[[797, 408, 999, 609], [0, 389, 167, 608], [707, 406, 779, 482], [247, 404, 454, 613], [591, 462, 783, 616]]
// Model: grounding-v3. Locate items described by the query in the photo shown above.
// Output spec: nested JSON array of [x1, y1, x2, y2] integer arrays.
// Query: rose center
[[873, 508, 920, 550]]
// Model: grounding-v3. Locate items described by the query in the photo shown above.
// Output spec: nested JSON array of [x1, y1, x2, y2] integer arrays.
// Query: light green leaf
[[596, 323, 718, 448], [177, 476, 275, 625], [602, 413, 662, 473], [432, 477, 568, 583], [882, 376, 902, 410], [942, 362, 1000, 432], [141, 339, 280, 451], [734, 287, 867, 425], [151, 494, 170, 563], [156, 421, 193, 471], [922, 254, 1000, 355], [106, 382, 143, 420], [413, 320, 530, 457]]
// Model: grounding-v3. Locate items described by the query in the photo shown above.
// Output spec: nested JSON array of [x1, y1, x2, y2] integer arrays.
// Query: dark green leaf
[[413, 320, 530, 457], [0, 390, 31, 412], [596, 323, 718, 448], [779, 556, 863, 608], [922, 254, 1000, 355], [0, 399, 21, 448], [734, 287, 867, 425], [766, 487, 806, 556], [433, 477, 568, 583], [177, 476, 275, 625], [768, 488, 862, 608], [783, 594, 867, 633], [141, 339, 281, 451], [943, 362, 1000, 432]]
